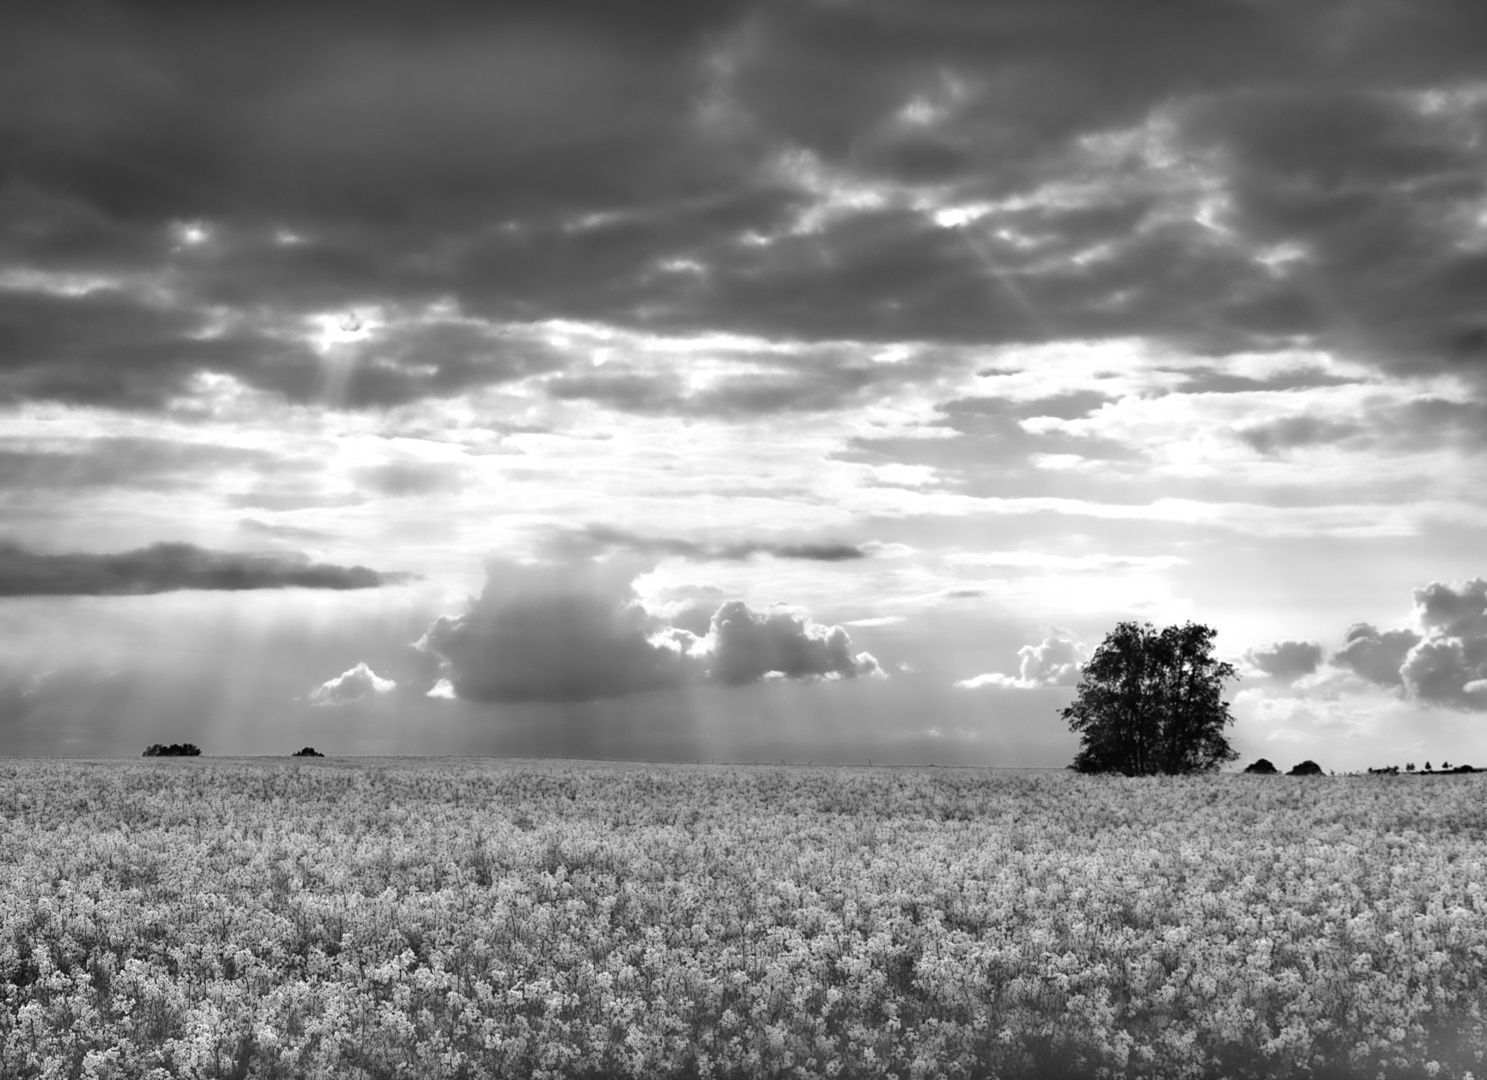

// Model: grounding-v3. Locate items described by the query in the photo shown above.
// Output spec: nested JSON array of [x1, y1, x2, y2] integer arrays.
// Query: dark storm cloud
[[4, 0, 1487, 413], [0, 541, 410, 596], [570, 524, 868, 563], [417, 556, 881, 704]]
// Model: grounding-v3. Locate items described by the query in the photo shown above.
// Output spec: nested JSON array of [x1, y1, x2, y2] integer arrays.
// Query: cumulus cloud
[[955, 632, 1087, 690], [1244, 640, 1323, 683], [1399, 578, 1487, 710], [1323, 579, 1487, 710], [1332, 623, 1422, 686], [309, 662, 397, 706], [0, 541, 410, 596], [705, 601, 883, 685], [415, 557, 883, 703], [1413, 578, 1487, 639]]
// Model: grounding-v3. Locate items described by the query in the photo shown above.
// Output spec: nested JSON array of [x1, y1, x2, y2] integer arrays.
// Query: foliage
[[140, 742, 201, 757], [291, 747, 324, 757], [1062, 621, 1239, 775], [1, 760, 1485, 1079], [1288, 760, 1324, 776], [1243, 758, 1278, 775]]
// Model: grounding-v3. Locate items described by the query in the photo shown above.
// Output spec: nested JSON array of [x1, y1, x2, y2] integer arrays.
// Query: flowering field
[[2, 760, 1484, 1080]]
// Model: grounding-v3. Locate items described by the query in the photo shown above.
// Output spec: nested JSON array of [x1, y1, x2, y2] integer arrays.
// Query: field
[[1, 759, 1484, 1080]]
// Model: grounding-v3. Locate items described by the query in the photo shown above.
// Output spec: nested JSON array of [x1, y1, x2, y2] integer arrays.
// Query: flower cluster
[[1, 760, 1484, 1078]]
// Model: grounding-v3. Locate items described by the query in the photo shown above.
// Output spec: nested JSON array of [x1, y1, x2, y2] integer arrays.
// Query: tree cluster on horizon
[[142, 743, 201, 758], [1062, 621, 1239, 776]]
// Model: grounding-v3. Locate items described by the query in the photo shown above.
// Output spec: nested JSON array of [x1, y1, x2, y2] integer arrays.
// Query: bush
[[1243, 758, 1278, 774], [292, 747, 325, 758], [1288, 760, 1324, 776]]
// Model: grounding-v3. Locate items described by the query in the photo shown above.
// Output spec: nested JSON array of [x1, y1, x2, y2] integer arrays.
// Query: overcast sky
[[3, 0, 1486, 768]]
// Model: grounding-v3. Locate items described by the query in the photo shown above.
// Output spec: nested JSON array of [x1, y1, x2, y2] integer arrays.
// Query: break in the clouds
[[0, 541, 408, 596], [416, 557, 880, 704], [309, 662, 397, 706], [955, 632, 1088, 690]]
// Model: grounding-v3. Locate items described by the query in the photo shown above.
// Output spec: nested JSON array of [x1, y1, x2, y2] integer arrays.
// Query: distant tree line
[[1244, 757, 1479, 776], [142, 743, 201, 757]]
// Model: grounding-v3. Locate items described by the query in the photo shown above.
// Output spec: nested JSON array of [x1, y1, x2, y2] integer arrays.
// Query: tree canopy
[[1061, 621, 1239, 775]]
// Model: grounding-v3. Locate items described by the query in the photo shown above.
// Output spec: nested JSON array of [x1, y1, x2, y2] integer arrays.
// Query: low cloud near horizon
[[416, 556, 882, 705], [1320, 579, 1487, 711], [955, 632, 1088, 690], [309, 662, 397, 706]]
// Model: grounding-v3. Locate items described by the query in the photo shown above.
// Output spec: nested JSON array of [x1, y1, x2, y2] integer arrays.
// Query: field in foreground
[[1, 760, 1485, 1080]]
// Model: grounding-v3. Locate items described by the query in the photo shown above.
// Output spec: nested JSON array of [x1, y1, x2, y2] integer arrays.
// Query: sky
[[2, 0, 1486, 769]]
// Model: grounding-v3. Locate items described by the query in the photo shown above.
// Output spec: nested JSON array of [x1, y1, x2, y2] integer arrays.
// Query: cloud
[[1332, 623, 1422, 686], [1234, 416, 1363, 456], [417, 557, 695, 704], [5, 0, 1487, 421], [309, 662, 397, 706], [353, 459, 465, 498], [1244, 640, 1323, 683], [1412, 577, 1487, 639], [955, 632, 1087, 689], [415, 556, 882, 703], [705, 600, 882, 686], [568, 524, 868, 563], [0, 541, 410, 596], [0, 437, 272, 493], [1322, 579, 1487, 709], [1399, 578, 1487, 710]]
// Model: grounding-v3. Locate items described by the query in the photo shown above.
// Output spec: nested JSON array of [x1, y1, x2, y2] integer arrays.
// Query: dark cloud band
[[4, 0, 1487, 416], [0, 541, 410, 596], [572, 524, 868, 563]]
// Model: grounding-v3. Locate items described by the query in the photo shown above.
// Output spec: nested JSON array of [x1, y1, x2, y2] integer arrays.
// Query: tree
[[1062, 621, 1239, 775], [142, 742, 201, 757]]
